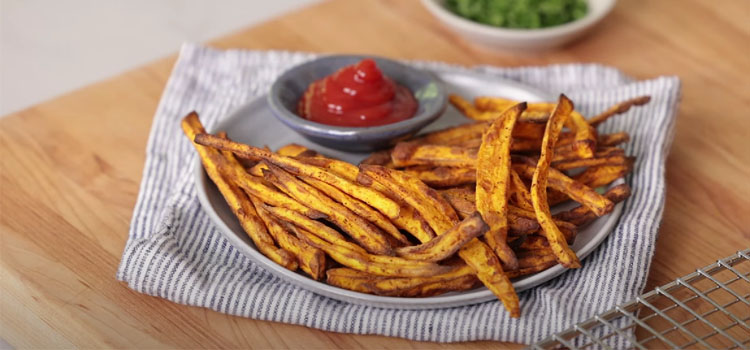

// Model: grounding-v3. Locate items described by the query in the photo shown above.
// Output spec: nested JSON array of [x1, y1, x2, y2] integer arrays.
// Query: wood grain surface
[[1, 0, 749, 348]]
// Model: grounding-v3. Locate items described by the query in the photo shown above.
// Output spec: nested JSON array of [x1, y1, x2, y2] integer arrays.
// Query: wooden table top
[[2, 0, 749, 348]]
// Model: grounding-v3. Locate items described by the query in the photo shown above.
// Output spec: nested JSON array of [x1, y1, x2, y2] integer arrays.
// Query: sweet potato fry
[[391, 142, 477, 168], [449, 94, 498, 121], [359, 165, 459, 236], [194, 134, 402, 219], [507, 205, 577, 242], [574, 163, 633, 188], [181, 113, 297, 270], [552, 154, 629, 171], [510, 169, 534, 210], [360, 149, 395, 167], [299, 176, 410, 245], [396, 212, 489, 262], [554, 184, 631, 226], [404, 166, 476, 187], [530, 95, 581, 268], [505, 251, 558, 279], [598, 132, 630, 147], [458, 239, 520, 317], [277, 143, 318, 157], [514, 162, 613, 217], [227, 167, 324, 219], [588, 96, 651, 127], [262, 163, 394, 255], [326, 265, 477, 297], [291, 225, 452, 278], [476, 102, 525, 270], [414, 121, 489, 145]]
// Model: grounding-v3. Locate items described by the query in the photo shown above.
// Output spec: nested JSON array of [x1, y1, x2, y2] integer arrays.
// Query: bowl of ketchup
[[268, 55, 446, 152]]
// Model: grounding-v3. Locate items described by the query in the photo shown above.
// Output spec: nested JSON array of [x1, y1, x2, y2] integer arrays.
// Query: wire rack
[[531, 249, 750, 349]]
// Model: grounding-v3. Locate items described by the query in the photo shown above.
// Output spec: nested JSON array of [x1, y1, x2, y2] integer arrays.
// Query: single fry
[[414, 121, 489, 145], [360, 149, 395, 167], [554, 184, 631, 226], [588, 96, 651, 127], [574, 163, 633, 188], [458, 239, 520, 317], [181, 113, 297, 270], [404, 166, 476, 187], [529, 95, 581, 268], [552, 154, 629, 171], [476, 102, 525, 270], [263, 163, 393, 255], [510, 168, 534, 210], [396, 212, 489, 262], [598, 132, 630, 147], [326, 265, 477, 297], [277, 143, 318, 157], [194, 133, 402, 219], [391, 142, 477, 168]]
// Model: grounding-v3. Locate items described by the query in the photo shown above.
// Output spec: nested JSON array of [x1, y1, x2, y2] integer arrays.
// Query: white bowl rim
[[421, 0, 617, 39]]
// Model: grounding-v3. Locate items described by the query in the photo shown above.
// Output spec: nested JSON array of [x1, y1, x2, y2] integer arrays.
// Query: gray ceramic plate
[[195, 70, 625, 309]]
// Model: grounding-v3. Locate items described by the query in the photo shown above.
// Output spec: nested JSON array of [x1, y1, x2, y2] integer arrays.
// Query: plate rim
[[193, 71, 626, 309]]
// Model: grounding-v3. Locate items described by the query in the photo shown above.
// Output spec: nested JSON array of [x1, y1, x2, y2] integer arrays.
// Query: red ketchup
[[297, 59, 418, 127]]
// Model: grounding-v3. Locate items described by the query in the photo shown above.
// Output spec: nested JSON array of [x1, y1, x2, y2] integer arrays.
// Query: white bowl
[[421, 0, 617, 51]]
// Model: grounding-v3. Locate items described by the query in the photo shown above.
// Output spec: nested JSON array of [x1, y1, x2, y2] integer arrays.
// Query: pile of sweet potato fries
[[183, 93, 648, 317]]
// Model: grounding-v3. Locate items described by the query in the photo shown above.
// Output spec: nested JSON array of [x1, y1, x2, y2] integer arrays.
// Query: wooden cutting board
[[1, 0, 749, 348]]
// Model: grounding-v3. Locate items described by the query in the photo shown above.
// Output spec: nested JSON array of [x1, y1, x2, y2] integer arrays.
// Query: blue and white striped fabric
[[117, 43, 680, 344]]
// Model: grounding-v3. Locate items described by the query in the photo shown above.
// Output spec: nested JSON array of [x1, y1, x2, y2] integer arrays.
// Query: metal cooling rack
[[531, 249, 750, 349]]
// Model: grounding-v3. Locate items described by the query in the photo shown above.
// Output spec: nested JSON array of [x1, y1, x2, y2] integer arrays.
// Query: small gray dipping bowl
[[268, 55, 447, 152]]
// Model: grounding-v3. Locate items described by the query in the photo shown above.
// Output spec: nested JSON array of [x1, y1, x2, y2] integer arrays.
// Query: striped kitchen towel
[[117, 43, 680, 344]]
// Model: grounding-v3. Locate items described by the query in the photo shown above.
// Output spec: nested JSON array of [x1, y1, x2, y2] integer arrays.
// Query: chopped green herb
[[445, 0, 588, 29]]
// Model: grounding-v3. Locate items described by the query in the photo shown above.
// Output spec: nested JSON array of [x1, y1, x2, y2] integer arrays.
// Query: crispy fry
[[514, 162, 613, 217], [299, 176, 410, 245], [359, 165, 459, 236], [277, 143, 318, 157], [404, 166, 476, 187], [449, 94, 498, 121], [194, 134, 402, 219], [326, 265, 477, 297], [554, 184, 631, 226], [360, 149, 395, 167], [396, 212, 489, 262], [291, 225, 452, 278], [505, 251, 557, 279], [574, 163, 633, 188], [552, 154, 629, 171], [181, 113, 297, 270], [598, 132, 630, 147], [588, 96, 651, 127], [458, 239, 520, 317], [414, 121, 490, 145], [510, 169, 534, 210], [391, 142, 477, 168], [529, 95, 581, 268], [476, 102, 525, 270], [262, 163, 393, 255]]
